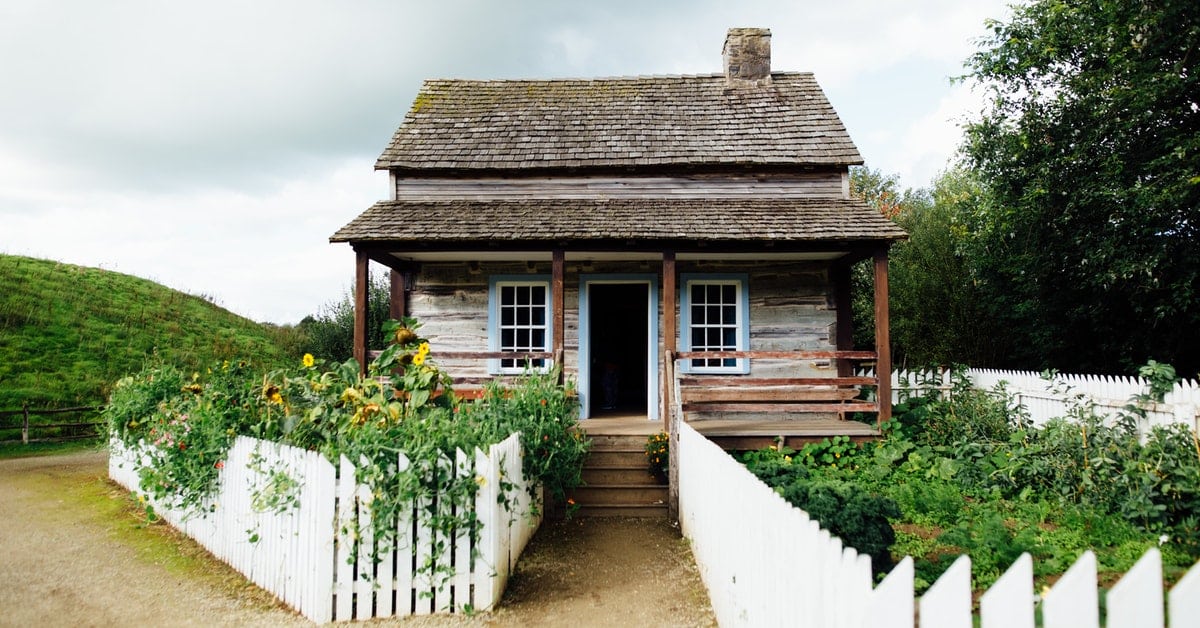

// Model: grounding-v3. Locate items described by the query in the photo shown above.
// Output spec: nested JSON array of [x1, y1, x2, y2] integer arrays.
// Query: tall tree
[[963, 0, 1200, 376], [851, 167, 1000, 368]]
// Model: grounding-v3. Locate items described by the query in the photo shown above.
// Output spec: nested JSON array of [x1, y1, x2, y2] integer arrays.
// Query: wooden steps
[[571, 434, 667, 518]]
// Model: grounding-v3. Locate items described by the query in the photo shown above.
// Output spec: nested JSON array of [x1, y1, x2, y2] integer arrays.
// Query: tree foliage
[[851, 167, 999, 367], [297, 270, 391, 362], [962, 0, 1200, 375]]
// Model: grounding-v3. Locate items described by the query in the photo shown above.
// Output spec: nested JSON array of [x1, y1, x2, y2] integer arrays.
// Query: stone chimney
[[723, 27, 772, 87]]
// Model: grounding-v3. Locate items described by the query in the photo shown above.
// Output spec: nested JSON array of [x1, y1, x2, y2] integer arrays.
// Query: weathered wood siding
[[680, 260, 836, 379], [394, 173, 847, 201], [407, 259, 837, 386]]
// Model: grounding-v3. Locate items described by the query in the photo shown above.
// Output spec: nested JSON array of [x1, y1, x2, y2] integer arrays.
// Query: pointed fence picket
[[676, 421, 1200, 627], [109, 432, 540, 623]]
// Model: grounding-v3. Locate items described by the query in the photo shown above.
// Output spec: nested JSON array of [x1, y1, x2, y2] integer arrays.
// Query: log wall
[[407, 259, 837, 384], [394, 173, 846, 200]]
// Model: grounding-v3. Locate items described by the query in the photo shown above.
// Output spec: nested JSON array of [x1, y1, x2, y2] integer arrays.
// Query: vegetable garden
[[741, 366, 1200, 595]]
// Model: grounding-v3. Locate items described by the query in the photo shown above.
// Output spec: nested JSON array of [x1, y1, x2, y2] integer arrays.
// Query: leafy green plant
[[742, 444, 899, 573], [645, 432, 668, 480], [104, 316, 587, 584], [464, 367, 588, 506]]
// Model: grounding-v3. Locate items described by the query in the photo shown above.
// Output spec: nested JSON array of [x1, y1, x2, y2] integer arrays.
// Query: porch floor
[[579, 413, 881, 450]]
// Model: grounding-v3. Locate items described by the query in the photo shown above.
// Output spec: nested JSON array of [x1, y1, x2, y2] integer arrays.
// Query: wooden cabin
[[331, 28, 906, 451]]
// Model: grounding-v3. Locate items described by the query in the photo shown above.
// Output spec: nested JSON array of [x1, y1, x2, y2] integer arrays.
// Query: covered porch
[[346, 243, 896, 442]]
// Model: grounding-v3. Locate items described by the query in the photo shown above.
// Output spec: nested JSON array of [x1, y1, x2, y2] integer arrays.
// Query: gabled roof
[[375, 73, 863, 172], [330, 198, 905, 245]]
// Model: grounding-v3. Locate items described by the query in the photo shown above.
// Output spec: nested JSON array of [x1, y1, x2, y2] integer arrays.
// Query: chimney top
[[723, 28, 772, 87]]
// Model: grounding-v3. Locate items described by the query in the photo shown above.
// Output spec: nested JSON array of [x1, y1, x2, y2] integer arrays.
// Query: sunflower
[[302, 353, 315, 368]]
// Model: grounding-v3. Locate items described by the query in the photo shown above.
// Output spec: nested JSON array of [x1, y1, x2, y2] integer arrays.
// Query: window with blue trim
[[681, 275, 749, 373], [490, 277, 550, 374]]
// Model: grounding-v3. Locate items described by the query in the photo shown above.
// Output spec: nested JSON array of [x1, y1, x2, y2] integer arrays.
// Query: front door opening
[[588, 283, 649, 416]]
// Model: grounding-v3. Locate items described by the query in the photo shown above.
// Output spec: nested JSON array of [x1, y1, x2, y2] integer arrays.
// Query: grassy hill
[[0, 254, 303, 411]]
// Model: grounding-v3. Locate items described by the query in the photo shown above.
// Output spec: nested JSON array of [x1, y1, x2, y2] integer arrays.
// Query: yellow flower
[[412, 352, 426, 366], [302, 353, 314, 368], [475, 475, 487, 487], [418, 342, 430, 355], [263, 383, 282, 404]]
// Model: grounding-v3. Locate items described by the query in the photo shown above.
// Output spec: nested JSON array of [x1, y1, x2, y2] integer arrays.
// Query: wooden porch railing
[[668, 350, 882, 423]]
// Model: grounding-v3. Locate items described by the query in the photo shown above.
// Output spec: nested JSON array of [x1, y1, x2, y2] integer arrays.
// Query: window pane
[[707, 305, 721, 324], [532, 307, 545, 325], [501, 307, 514, 326], [516, 328, 530, 348], [723, 327, 737, 347], [722, 284, 736, 302], [707, 284, 721, 303], [501, 329, 514, 348], [501, 285, 514, 303], [706, 328, 722, 347], [723, 305, 736, 323], [531, 285, 546, 304], [691, 304, 705, 323], [516, 285, 530, 306], [517, 307, 530, 326], [531, 329, 545, 348]]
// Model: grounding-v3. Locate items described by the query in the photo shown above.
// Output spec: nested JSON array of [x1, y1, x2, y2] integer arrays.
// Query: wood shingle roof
[[330, 198, 906, 245], [375, 73, 863, 172]]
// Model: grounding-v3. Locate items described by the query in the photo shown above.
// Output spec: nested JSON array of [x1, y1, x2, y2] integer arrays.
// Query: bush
[[105, 317, 588, 577], [742, 445, 899, 573]]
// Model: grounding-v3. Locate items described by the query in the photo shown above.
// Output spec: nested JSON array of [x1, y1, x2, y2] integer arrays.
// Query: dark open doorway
[[588, 283, 649, 416]]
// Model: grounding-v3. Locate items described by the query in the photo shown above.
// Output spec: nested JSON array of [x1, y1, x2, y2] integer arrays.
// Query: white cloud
[[0, 0, 1015, 322]]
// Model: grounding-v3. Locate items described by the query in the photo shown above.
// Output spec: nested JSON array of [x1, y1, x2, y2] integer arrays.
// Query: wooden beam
[[833, 261, 854, 377], [552, 249, 565, 383], [873, 247, 893, 425], [389, 268, 406, 321], [353, 250, 369, 375], [662, 252, 677, 430], [682, 402, 879, 414], [682, 388, 862, 403], [665, 251, 680, 519], [673, 350, 876, 360], [678, 377, 876, 387]]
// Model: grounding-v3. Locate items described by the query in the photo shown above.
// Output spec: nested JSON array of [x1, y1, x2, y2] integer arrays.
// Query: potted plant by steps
[[645, 432, 669, 484]]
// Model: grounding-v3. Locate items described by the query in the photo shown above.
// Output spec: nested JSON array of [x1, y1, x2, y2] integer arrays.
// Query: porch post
[[661, 251, 677, 428], [389, 268, 406, 321], [551, 249, 565, 384], [873, 247, 892, 425], [353, 250, 369, 376], [833, 261, 854, 378], [663, 251, 679, 521]]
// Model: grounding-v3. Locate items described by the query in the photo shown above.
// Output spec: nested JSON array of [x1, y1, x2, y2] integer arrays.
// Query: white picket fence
[[109, 433, 540, 623], [863, 367, 1200, 435], [676, 420, 1200, 627]]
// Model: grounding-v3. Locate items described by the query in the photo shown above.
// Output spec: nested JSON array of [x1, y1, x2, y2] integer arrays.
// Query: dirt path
[[0, 450, 715, 627]]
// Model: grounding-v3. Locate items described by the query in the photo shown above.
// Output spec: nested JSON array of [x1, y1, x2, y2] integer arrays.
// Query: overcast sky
[[0, 0, 1012, 324]]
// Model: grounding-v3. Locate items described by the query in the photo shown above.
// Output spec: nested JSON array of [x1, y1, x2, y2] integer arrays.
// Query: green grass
[[0, 254, 304, 412]]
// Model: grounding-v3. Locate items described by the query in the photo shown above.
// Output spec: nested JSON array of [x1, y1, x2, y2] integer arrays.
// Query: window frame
[[488, 275, 553, 375], [679, 273, 751, 374]]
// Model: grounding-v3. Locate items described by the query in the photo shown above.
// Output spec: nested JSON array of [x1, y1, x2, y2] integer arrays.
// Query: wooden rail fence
[[0, 405, 102, 445]]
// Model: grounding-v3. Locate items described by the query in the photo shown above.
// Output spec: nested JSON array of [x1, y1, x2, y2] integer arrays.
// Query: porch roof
[[329, 197, 907, 246], [375, 73, 862, 173]]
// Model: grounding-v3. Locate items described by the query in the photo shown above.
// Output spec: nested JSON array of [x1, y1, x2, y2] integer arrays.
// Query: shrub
[[742, 445, 899, 573], [105, 317, 588, 578], [780, 477, 900, 573]]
